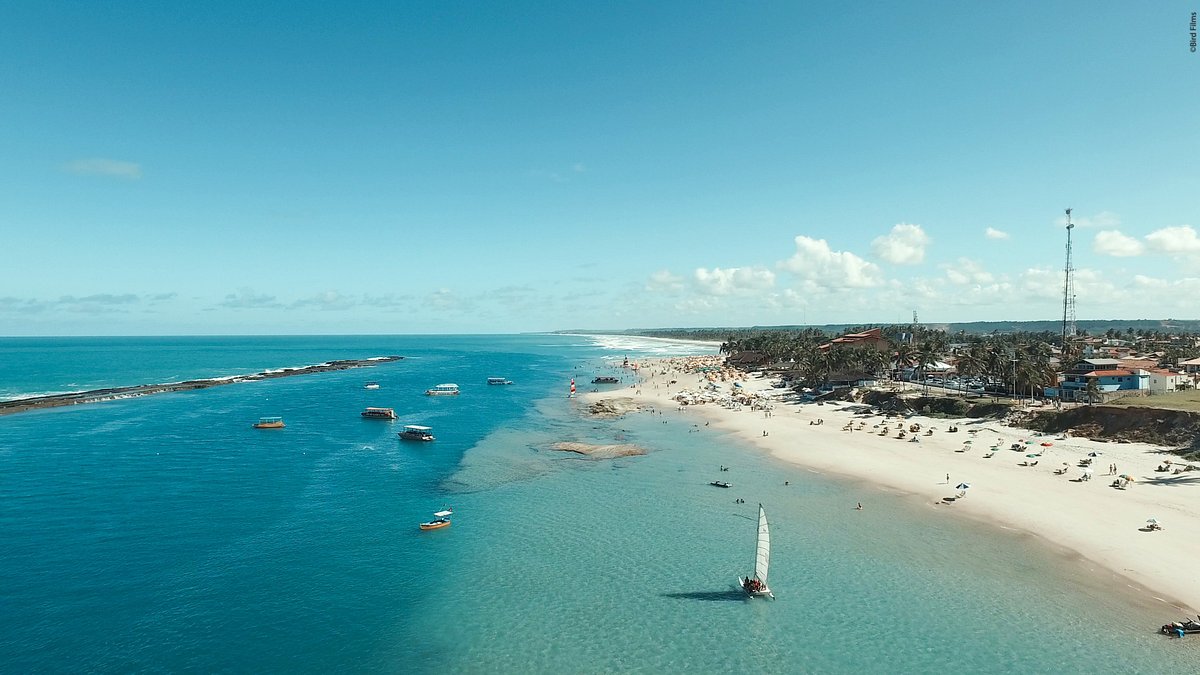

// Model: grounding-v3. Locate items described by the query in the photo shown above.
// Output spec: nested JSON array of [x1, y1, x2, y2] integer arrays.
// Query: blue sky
[[2, 2, 1197, 335]]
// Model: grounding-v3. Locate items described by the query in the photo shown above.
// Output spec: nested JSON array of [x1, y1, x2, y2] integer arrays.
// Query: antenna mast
[[1061, 208, 1076, 346]]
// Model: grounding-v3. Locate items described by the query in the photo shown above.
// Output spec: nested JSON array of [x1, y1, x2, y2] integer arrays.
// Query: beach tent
[[956, 483, 971, 490]]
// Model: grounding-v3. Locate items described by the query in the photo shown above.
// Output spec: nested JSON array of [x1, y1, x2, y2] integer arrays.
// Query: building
[[818, 328, 890, 353], [1180, 357, 1200, 375], [1056, 359, 1147, 402], [1143, 368, 1193, 395]]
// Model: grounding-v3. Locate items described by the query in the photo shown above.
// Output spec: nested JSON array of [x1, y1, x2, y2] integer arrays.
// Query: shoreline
[[0, 356, 403, 416], [585, 356, 1200, 615]]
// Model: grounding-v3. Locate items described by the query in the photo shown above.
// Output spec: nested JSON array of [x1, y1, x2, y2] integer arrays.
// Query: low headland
[[584, 355, 1200, 614], [0, 356, 403, 416]]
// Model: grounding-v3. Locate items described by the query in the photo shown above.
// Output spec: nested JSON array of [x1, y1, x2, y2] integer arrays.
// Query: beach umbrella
[[1088, 451, 1101, 457], [956, 483, 971, 490], [1119, 474, 1135, 482], [1146, 517, 1158, 525], [1040, 442, 1053, 447]]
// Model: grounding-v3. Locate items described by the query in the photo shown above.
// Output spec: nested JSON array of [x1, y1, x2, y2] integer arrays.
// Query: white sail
[[754, 504, 770, 583]]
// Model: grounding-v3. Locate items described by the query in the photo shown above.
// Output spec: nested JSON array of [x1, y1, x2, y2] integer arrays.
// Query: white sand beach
[[585, 357, 1200, 614]]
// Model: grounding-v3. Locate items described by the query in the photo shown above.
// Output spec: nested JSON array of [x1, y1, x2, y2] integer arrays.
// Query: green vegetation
[[1108, 390, 1200, 413]]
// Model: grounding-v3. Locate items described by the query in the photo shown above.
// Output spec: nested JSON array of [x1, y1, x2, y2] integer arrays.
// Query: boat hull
[[253, 422, 285, 429], [738, 577, 775, 600], [419, 519, 451, 531]]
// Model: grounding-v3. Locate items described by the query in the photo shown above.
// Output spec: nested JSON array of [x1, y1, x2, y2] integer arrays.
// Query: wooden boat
[[360, 407, 397, 420], [253, 416, 285, 429], [419, 508, 453, 531], [425, 383, 460, 396], [399, 425, 435, 441], [738, 504, 775, 599]]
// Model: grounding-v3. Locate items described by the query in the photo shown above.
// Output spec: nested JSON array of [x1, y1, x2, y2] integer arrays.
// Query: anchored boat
[[253, 416, 285, 429], [425, 383, 460, 396], [419, 508, 453, 531], [360, 407, 397, 420], [399, 425, 435, 441], [739, 504, 775, 599]]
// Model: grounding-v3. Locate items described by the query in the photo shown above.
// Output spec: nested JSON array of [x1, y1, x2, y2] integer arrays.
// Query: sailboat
[[739, 504, 774, 599]]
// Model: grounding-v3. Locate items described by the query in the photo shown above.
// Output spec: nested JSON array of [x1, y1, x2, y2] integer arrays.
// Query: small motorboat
[[361, 407, 397, 420], [592, 376, 620, 384], [253, 416, 285, 429], [710, 481, 732, 488], [364, 381, 380, 390], [420, 508, 453, 531]]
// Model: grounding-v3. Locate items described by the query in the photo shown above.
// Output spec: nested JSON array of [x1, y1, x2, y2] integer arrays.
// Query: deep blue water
[[0, 335, 1195, 673]]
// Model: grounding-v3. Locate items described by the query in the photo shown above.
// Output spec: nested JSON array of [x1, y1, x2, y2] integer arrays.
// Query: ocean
[[0, 334, 1194, 673]]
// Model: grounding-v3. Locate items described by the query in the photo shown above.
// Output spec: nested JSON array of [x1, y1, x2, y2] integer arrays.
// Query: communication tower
[[1061, 208, 1077, 345]]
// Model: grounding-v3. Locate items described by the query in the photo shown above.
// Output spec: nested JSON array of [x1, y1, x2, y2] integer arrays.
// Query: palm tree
[[1085, 377, 1100, 405], [916, 341, 940, 395], [894, 343, 916, 388]]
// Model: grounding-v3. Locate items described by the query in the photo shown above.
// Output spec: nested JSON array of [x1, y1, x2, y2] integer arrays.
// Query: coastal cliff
[[1019, 405, 1200, 458]]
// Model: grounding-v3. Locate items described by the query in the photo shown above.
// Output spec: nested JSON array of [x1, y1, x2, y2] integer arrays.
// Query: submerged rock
[[550, 442, 647, 458], [587, 397, 643, 418]]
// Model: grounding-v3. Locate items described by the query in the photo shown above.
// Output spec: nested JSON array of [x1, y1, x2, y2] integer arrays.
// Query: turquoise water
[[0, 335, 1194, 673]]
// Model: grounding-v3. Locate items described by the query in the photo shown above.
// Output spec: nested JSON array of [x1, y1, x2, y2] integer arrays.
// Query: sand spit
[[0, 356, 404, 416]]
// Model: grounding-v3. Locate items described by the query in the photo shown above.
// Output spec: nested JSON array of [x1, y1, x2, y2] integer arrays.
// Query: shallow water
[[0, 335, 1194, 673]]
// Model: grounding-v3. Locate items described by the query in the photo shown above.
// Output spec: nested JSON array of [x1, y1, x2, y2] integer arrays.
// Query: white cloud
[[1059, 210, 1120, 228], [646, 269, 685, 293], [220, 288, 282, 309], [427, 288, 464, 310], [871, 223, 930, 265], [942, 258, 994, 285], [1144, 225, 1200, 256], [1018, 268, 1063, 301], [63, 158, 142, 179], [1093, 230, 1145, 257], [779, 236, 882, 289], [292, 291, 356, 310], [984, 227, 1009, 240], [693, 266, 776, 296]]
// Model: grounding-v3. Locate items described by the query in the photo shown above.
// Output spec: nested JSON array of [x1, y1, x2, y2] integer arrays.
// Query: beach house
[[1143, 368, 1193, 394], [1181, 356, 1200, 375], [1056, 358, 1147, 402], [818, 328, 890, 353]]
